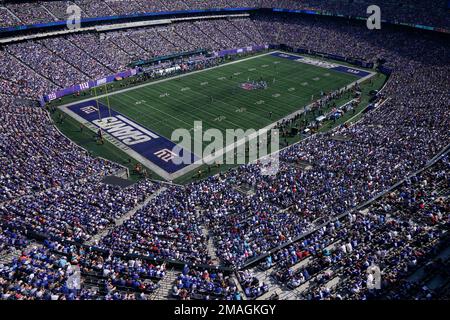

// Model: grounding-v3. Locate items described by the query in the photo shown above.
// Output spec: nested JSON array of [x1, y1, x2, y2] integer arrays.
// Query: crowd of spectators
[[0, 224, 29, 255], [6, 41, 89, 89], [261, 0, 450, 30], [0, 1, 260, 28], [173, 264, 241, 300], [39, 37, 113, 81], [0, 50, 58, 99], [0, 246, 86, 300], [1, 178, 159, 242], [237, 270, 270, 298], [0, 10, 448, 300], [302, 156, 449, 300], [198, 13, 449, 268]]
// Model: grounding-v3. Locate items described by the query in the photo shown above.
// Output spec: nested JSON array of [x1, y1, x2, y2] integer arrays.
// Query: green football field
[[96, 52, 360, 150]]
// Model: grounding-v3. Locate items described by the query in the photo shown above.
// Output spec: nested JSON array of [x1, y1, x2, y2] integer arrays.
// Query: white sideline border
[[58, 50, 377, 181]]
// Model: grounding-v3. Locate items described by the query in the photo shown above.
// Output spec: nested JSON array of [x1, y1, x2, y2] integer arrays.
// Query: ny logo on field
[[81, 106, 98, 114], [154, 149, 177, 162]]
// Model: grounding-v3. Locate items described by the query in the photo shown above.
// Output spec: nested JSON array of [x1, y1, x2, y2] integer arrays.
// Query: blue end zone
[[270, 52, 371, 77], [329, 66, 371, 77], [67, 100, 199, 175]]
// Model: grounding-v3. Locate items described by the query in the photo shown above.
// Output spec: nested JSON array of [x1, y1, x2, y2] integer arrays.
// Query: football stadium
[[0, 0, 449, 308], [59, 51, 378, 181]]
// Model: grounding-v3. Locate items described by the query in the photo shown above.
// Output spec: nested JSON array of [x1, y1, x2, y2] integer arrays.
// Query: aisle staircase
[[149, 269, 179, 300]]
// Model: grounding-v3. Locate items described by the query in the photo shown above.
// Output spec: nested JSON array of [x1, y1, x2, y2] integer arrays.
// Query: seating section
[[173, 265, 242, 300], [0, 241, 167, 300], [0, 8, 448, 300]]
